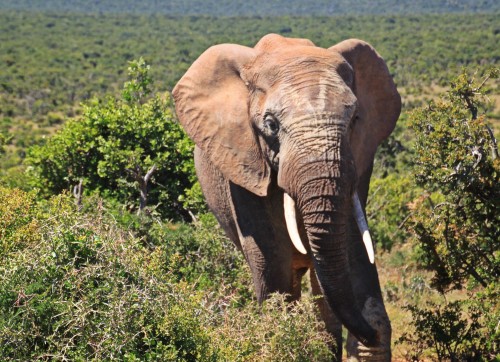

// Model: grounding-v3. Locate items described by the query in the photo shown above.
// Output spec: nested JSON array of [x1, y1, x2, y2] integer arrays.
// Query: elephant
[[173, 34, 401, 361]]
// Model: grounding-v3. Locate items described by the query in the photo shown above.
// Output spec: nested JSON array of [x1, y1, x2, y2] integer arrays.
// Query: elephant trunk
[[301, 191, 377, 346], [280, 144, 378, 347]]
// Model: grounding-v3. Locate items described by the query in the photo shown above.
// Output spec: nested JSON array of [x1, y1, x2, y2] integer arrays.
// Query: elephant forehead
[[245, 49, 353, 93], [259, 70, 357, 119], [269, 45, 344, 64]]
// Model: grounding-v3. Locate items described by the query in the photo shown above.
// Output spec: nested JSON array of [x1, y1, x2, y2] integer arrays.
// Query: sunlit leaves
[[409, 68, 499, 291], [401, 68, 500, 361], [122, 57, 152, 103], [27, 60, 195, 219], [0, 189, 333, 361]]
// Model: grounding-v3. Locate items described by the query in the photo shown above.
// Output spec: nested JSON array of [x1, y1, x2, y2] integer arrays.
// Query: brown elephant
[[173, 34, 401, 361]]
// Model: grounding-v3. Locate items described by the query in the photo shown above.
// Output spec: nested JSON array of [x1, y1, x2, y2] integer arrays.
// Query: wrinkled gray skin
[[173, 34, 401, 361]]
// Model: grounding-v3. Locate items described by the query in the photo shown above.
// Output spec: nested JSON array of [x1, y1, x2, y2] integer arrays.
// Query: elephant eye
[[263, 115, 280, 136]]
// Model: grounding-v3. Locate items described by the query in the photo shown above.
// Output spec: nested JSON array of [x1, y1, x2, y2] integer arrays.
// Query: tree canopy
[[27, 59, 196, 219]]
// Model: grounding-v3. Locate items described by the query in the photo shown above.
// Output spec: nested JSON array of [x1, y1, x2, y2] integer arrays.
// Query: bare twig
[[144, 164, 157, 183], [138, 164, 157, 214], [73, 178, 83, 211], [484, 124, 499, 160], [474, 73, 492, 92]]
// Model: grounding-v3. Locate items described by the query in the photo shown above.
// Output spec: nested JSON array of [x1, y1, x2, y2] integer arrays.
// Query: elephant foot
[[346, 297, 391, 362], [346, 339, 391, 362]]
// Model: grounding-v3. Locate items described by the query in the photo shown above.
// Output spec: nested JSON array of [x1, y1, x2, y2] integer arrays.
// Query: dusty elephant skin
[[173, 34, 401, 361]]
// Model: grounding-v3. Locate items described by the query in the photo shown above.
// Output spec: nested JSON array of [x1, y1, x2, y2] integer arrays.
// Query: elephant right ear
[[173, 44, 271, 196]]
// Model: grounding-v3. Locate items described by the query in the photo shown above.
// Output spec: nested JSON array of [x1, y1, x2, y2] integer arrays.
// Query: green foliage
[[1, 11, 499, 184], [367, 174, 413, 250], [26, 116, 95, 193], [179, 181, 209, 215], [398, 293, 498, 361], [26, 60, 197, 220], [122, 57, 152, 103], [368, 114, 416, 250], [401, 69, 500, 360], [409, 68, 499, 291], [139, 213, 249, 292], [0, 191, 213, 360], [0, 132, 7, 154], [212, 293, 334, 361], [0, 187, 40, 256], [0, 188, 333, 361]]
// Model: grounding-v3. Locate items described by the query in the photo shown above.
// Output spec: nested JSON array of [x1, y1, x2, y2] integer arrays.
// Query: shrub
[[0, 188, 333, 361], [398, 292, 498, 361], [0, 191, 214, 360], [211, 293, 334, 361], [367, 173, 414, 250], [409, 68, 499, 291], [368, 113, 416, 251], [402, 68, 500, 360], [26, 59, 198, 221], [0, 186, 40, 256]]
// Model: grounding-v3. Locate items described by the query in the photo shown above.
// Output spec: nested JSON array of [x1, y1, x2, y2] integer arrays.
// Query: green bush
[[367, 173, 414, 250], [0, 191, 213, 360], [211, 293, 334, 361], [0, 188, 333, 361], [398, 295, 498, 361], [0, 186, 40, 256], [26, 59, 198, 220], [139, 212, 250, 294], [368, 113, 416, 251], [402, 68, 500, 360], [409, 68, 499, 291]]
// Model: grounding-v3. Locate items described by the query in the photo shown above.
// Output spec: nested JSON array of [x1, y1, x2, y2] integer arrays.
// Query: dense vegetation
[[26, 59, 196, 220], [401, 70, 499, 361], [0, 189, 334, 360], [1, 11, 499, 184], [0, 5, 499, 361], [1, 0, 499, 16]]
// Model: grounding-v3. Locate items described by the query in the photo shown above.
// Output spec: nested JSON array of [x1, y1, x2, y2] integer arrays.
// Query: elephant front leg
[[346, 297, 391, 362], [194, 147, 242, 249], [346, 220, 391, 362], [229, 183, 295, 302]]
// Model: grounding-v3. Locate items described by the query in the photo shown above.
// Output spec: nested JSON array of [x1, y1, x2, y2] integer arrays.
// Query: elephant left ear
[[329, 40, 401, 199], [173, 44, 271, 197]]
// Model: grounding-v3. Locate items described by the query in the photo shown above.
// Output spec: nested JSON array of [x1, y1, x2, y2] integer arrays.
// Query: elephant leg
[[229, 182, 295, 302], [310, 269, 343, 361], [346, 219, 391, 362], [196, 147, 295, 301], [291, 267, 308, 301], [194, 147, 241, 249]]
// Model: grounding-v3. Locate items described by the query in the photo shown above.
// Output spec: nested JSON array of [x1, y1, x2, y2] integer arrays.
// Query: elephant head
[[173, 34, 400, 347]]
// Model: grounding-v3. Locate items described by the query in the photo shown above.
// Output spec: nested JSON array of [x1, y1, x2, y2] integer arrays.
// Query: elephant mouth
[[267, 143, 280, 170], [283, 192, 375, 263]]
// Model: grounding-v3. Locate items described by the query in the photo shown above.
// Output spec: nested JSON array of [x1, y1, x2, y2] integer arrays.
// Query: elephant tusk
[[284, 193, 308, 254], [352, 192, 375, 264]]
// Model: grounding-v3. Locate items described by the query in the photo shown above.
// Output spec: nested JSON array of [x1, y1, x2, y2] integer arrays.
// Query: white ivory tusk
[[352, 192, 375, 264], [283, 193, 308, 254]]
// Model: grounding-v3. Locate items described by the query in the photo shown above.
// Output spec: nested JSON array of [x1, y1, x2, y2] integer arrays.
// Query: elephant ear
[[173, 44, 271, 196], [329, 39, 401, 201]]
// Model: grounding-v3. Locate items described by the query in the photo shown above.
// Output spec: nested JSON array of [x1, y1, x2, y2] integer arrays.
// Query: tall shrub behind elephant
[[173, 34, 401, 361]]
